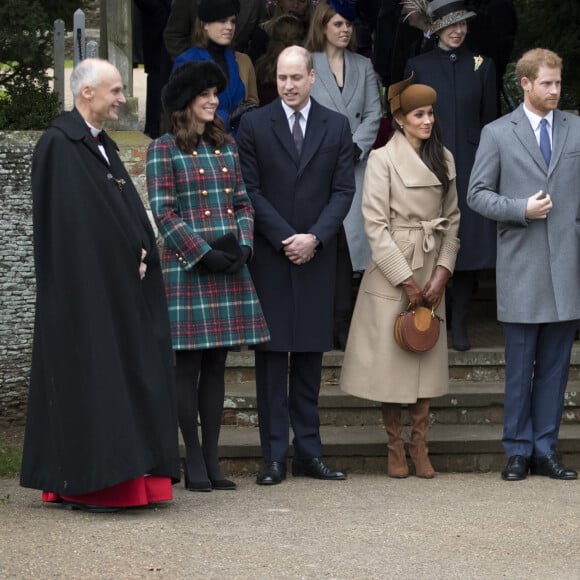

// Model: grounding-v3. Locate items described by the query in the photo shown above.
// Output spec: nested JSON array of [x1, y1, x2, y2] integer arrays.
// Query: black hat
[[198, 0, 240, 23], [162, 61, 227, 113]]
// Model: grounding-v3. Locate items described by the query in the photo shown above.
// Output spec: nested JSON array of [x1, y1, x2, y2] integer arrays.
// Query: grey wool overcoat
[[340, 131, 460, 403], [467, 105, 580, 323], [310, 50, 382, 271]]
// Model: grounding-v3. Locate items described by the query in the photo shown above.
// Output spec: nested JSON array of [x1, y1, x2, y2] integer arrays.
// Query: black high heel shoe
[[183, 470, 212, 492], [210, 478, 237, 490]]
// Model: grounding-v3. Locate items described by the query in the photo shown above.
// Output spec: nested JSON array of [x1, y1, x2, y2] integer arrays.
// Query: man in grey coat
[[467, 48, 579, 482]]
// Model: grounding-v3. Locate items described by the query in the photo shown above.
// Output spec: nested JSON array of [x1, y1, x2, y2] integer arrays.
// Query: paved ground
[[1, 473, 579, 579]]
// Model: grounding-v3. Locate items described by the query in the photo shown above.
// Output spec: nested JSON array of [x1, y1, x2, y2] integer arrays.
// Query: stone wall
[[0, 130, 152, 426]]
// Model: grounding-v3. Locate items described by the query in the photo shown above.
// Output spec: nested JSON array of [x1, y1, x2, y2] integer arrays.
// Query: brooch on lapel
[[473, 56, 483, 72], [107, 173, 126, 192]]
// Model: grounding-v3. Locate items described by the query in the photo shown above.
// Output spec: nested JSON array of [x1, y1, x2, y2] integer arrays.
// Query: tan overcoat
[[340, 131, 460, 403]]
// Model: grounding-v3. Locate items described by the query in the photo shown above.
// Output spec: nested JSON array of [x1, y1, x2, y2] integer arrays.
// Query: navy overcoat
[[405, 44, 497, 270], [236, 98, 355, 351]]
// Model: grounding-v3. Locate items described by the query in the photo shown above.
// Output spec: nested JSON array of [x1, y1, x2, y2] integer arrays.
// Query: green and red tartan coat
[[146, 134, 270, 350]]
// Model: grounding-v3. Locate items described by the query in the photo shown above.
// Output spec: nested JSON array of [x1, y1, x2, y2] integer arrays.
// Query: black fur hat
[[198, 0, 240, 22], [162, 61, 227, 113]]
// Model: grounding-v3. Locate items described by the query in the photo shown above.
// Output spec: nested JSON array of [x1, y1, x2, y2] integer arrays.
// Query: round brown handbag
[[394, 305, 443, 353]]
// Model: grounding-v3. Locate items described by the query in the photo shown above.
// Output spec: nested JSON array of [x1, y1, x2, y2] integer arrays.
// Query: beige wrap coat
[[340, 131, 460, 403]]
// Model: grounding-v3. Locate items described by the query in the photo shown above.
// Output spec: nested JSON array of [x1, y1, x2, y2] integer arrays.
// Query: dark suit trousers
[[255, 351, 323, 462], [502, 321, 577, 458]]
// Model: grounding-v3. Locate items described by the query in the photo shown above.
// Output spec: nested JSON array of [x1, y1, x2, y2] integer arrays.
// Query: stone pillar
[[100, 0, 140, 130]]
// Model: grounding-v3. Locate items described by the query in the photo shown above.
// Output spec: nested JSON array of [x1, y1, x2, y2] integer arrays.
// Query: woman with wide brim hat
[[147, 60, 270, 492], [305, 0, 382, 350], [340, 74, 460, 479], [403, 0, 497, 352]]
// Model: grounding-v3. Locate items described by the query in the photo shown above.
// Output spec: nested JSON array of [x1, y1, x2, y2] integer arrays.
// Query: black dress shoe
[[256, 461, 287, 485], [62, 501, 123, 513], [501, 455, 530, 481], [291, 457, 347, 480], [530, 454, 578, 480], [210, 478, 237, 490]]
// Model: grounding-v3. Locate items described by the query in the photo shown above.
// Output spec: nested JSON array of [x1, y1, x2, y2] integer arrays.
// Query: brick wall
[[0, 130, 152, 426]]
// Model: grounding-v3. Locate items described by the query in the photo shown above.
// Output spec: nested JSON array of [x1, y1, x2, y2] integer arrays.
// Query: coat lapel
[[270, 99, 300, 163], [299, 100, 327, 174], [549, 109, 569, 177], [313, 53, 348, 117], [341, 51, 359, 108], [390, 131, 442, 187]]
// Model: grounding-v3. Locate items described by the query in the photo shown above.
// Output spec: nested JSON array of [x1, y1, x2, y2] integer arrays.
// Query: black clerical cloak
[[20, 109, 180, 495]]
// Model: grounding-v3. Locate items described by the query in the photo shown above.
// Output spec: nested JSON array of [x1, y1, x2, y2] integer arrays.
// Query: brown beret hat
[[388, 74, 437, 116]]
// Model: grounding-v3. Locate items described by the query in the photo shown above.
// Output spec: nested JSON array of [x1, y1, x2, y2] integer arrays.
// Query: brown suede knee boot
[[381, 403, 408, 478], [408, 398, 435, 478]]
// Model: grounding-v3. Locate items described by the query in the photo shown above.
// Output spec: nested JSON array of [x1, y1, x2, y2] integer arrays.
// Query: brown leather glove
[[401, 277, 423, 307], [423, 266, 451, 309]]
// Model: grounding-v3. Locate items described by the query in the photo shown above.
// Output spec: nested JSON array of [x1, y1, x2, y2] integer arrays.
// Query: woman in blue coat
[[173, 0, 259, 133], [404, 0, 497, 351], [147, 61, 270, 492]]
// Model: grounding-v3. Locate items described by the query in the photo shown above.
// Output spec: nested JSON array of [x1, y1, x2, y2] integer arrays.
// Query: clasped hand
[[139, 248, 147, 280], [282, 233, 317, 265], [402, 266, 451, 309]]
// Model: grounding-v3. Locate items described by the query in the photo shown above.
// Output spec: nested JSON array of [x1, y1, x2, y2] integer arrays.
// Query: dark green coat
[[147, 134, 270, 350]]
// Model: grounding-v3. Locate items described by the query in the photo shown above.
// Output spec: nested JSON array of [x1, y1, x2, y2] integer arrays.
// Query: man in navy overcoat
[[237, 46, 355, 485]]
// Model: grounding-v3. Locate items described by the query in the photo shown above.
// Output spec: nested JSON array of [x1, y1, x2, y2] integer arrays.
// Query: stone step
[[216, 424, 580, 475], [223, 382, 580, 427], [223, 344, 580, 384]]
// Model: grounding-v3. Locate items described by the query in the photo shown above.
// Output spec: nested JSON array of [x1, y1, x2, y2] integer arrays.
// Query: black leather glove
[[353, 143, 362, 164], [225, 245, 252, 273], [200, 249, 236, 272]]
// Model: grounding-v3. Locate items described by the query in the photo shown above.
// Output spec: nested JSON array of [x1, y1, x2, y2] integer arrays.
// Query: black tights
[[175, 348, 228, 483]]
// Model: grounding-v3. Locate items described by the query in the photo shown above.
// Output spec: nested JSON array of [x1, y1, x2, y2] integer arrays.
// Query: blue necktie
[[539, 118, 551, 166]]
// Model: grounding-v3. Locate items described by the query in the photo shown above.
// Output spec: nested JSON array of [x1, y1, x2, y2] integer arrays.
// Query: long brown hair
[[171, 106, 233, 152], [305, 1, 357, 52], [394, 118, 450, 194]]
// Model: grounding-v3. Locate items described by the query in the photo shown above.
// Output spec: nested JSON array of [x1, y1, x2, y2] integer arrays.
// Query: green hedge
[[512, 0, 580, 109]]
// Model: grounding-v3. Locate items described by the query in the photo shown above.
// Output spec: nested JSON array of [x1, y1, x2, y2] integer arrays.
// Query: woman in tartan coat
[[147, 61, 270, 492]]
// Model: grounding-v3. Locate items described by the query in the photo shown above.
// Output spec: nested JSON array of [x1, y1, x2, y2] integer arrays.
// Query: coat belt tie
[[391, 218, 450, 270]]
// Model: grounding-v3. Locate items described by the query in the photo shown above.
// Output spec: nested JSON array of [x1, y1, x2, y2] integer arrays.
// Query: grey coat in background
[[310, 50, 382, 271], [467, 105, 580, 323]]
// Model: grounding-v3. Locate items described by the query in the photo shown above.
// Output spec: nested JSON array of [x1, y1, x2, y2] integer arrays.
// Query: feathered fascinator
[[401, 0, 432, 25], [401, 0, 431, 22]]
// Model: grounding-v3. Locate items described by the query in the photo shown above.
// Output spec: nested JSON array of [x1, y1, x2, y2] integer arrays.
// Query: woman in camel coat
[[340, 76, 460, 478]]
